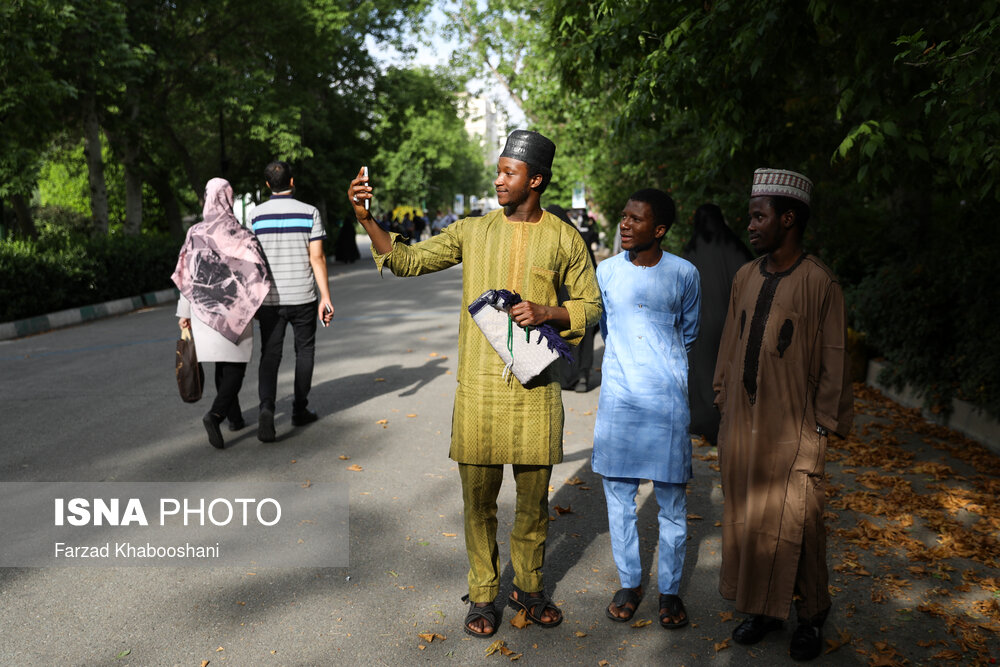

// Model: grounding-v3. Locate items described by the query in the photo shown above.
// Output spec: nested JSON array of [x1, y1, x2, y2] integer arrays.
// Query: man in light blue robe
[[592, 188, 700, 628]]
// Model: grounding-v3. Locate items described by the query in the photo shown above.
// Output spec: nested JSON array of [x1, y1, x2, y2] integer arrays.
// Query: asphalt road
[[1, 241, 997, 666]]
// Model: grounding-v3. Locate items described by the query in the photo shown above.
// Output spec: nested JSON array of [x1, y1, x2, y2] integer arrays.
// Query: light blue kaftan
[[592, 251, 701, 483]]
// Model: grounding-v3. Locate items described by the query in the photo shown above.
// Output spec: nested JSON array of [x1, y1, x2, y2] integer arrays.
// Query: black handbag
[[175, 327, 205, 403]]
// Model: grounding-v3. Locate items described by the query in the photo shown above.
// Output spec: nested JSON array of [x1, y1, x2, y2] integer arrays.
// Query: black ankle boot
[[789, 621, 823, 661], [203, 412, 225, 449], [732, 614, 782, 645]]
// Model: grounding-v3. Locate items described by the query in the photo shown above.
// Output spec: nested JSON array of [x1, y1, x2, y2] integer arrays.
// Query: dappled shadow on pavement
[[814, 384, 1000, 665], [477, 382, 1000, 665]]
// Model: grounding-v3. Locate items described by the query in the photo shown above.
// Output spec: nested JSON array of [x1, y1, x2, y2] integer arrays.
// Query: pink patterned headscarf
[[171, 178, 271, 343]]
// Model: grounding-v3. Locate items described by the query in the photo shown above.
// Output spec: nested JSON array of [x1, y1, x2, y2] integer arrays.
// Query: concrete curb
[[867, 359, 1000, 456], [0, 288, 179, 341]]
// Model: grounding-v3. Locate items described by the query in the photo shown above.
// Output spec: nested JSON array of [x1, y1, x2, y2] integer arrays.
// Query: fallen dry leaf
[[339, 455, 350, 460], [201, 662, 209, 667], [417, 632, 446, 643], [301, 479, 311, 488], [718, 611, 734, 622], [510, 608, 532, 629], [553, 505, 573, 515], [687, 514, 703, 520], [376, 419, 388, 425], [598, 661, 610, 667], [374, 377, 385, 382], [442, 532, 457, 537], [714, 639, 730, 652], [565, 476, 584, 485], [824, 627, 851, 654], [347, 464, 363, 472], [485, 639, 506, 656], [574, 630, 587, 637], [630, 619, 652, 628], [407, 413, 418, 418]]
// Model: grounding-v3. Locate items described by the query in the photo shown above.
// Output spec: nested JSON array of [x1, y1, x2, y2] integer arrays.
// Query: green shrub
[[0, 232, 180, 322], [849, 230, 1000, 422]]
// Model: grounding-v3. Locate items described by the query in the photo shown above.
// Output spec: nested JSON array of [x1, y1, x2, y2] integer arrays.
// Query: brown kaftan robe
[[713, 254, 852, 621]]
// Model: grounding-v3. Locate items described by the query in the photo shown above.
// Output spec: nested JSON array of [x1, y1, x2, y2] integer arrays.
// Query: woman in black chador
[[683, 204, 752, 445], [334, 218, 361, 263]]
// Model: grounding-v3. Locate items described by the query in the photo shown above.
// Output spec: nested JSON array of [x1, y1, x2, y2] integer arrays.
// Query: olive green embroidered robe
[[373, 209, 602, 465]]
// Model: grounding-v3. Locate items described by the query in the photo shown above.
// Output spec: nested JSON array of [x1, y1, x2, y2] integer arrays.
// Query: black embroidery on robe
[[742, 254, 808, 405], [777, 319, 794, 357]]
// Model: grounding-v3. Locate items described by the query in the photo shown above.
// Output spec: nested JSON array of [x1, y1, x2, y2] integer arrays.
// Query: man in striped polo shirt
[[250, 161, 334, 442]]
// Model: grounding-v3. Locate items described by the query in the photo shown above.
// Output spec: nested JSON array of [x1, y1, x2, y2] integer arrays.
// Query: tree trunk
[[10, 194, 38, 240], [152, 172, 184, 240], [121, 88, 143, 235], [123, 163, 143, 235], [315, 193, 328, 229], [165, 124, 204, 209], [83, 93, 109, 235]]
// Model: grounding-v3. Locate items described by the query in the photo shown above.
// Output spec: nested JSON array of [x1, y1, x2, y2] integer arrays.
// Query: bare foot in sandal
[[510, 588, 562, 626], [467, 603, 494, 635], [659, 593, 689, 628], [607, 586, 643, 621], [461, 596, 498, 637]]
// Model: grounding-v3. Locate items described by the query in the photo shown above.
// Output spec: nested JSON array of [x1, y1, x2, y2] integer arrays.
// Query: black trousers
[[257, 301, 318, 413], [209, 362, 246, 422]]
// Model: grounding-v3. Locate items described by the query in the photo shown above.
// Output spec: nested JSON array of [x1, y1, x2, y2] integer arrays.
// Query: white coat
[[176, 294, 253, 363]]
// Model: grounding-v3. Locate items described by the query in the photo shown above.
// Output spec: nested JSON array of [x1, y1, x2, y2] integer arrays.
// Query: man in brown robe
[[713, 168, 853, 661]]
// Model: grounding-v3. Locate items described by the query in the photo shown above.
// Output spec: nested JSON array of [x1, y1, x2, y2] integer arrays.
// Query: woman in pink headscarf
[[172, 178, 270, 449]]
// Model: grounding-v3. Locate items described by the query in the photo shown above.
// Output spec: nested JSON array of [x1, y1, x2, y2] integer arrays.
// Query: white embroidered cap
[[751, 168, 813, 205]]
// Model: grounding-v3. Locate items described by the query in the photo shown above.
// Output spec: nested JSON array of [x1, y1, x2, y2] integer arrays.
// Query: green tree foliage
[[370, 67, 489, 213], [3, 0, 431, 239], [0, 0, 76, 237], [440, 0, 605, 214], [448, 0, 999, 417]]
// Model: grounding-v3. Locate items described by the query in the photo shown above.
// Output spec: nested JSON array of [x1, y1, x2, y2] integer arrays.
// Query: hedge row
[[0, 233, 181, 323]]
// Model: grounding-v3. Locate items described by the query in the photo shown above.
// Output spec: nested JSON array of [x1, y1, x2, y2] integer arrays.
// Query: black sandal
[[605, 587, 642, 622], [659, 593, 689, 629], [508, 585, 563, 628], [461, 594, 499, 638]]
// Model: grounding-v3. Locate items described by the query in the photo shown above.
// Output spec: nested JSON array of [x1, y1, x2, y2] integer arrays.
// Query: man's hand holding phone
[[319, 300, 334, 327], [349, 166, 372, 219], [362, 166, 369, 210], [348, 165, 393, 255]]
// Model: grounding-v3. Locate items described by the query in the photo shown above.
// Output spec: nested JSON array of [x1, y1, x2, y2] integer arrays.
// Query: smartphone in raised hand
[[362, 166, 369, 210]]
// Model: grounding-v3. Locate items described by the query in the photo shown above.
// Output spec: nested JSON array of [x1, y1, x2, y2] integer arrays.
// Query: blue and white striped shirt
[[250, 194, 326, 306]]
